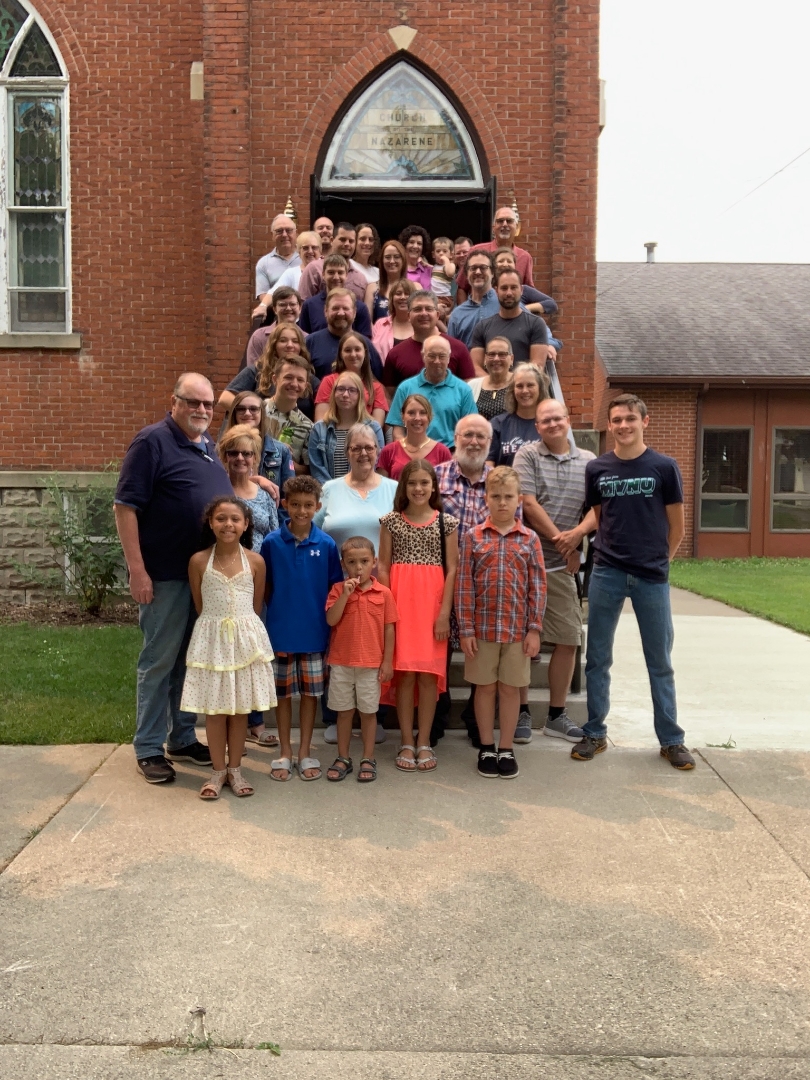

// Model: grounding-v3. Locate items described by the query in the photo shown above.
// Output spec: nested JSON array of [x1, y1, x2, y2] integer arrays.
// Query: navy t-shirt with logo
[[585, 448, 683, 583]]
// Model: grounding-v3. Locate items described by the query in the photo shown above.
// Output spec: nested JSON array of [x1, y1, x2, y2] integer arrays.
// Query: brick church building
[[0, 0, 806, 587]]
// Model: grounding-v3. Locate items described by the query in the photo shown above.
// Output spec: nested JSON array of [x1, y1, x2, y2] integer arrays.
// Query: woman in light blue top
[[314, 423, 397, 554], [307, 371, 384, 485]]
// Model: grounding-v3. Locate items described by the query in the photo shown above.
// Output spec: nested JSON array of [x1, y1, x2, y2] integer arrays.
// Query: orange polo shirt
[[325, 577, 398, 668]]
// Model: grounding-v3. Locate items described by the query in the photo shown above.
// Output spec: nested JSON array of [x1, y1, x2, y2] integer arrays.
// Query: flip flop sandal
[[415, 745, 438, 771], [269, 757, 294, 782], [395, 744, 417, 772], [245, 729, 279, 747], [226, 766, 254, 796], [326, 756, 353, 782], [199, 768, 227, 800], [357, 757, 377, 783], [297, 756, 322, 781]]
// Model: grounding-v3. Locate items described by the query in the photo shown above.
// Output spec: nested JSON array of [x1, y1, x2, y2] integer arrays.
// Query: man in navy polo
[[305, 288, 383, 381], [114, 373, 233, 784]]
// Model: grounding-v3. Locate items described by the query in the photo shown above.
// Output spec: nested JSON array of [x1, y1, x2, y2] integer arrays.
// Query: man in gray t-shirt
[[470, 267, 550, 369], [513, 398, 595, 743]]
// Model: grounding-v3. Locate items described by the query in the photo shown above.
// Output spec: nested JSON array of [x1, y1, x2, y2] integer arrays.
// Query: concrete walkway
[[2, 735, 810, 1078], [608, 587, 810, 750]]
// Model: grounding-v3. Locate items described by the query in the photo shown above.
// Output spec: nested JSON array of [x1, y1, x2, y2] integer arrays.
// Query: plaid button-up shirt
[[435, 459, 491, 537], [455, 517, 546, 642]]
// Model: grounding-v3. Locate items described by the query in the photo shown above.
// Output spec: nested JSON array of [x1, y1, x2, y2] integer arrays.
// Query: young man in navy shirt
[[571, 394, 695, 770], [261, 475, 343, 782]]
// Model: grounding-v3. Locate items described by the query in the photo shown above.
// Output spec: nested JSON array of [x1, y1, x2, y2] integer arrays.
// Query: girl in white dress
[[181, 497, 277, 800]]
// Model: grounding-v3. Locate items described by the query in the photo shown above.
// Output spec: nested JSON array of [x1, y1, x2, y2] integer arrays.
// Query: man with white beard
[[432, 414, 496, 746]]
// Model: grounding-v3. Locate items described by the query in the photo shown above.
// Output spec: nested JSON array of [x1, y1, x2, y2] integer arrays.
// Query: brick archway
[[288, 31, 515, 208]]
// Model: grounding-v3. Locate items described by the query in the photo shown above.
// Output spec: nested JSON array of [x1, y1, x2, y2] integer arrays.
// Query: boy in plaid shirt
[[455, 466, 546, 778]]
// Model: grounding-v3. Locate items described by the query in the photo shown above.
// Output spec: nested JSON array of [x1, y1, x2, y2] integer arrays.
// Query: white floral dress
[[181, 547, 277, 715]]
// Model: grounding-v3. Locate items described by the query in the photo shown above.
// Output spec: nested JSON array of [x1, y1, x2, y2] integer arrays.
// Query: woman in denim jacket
[[221, 391, 295, 502], [307, 372, 384, 485]]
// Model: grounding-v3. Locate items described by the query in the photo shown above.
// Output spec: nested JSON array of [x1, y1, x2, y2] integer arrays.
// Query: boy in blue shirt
[[261, 476, 342, 781]]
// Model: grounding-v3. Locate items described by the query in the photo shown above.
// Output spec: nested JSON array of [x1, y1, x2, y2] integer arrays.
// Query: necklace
[[402, 436, 431, 453], [214, 548, 241, 573]]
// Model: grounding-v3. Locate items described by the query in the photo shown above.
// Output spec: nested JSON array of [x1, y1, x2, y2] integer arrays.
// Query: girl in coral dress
[[181, 497, 276, 800], [378, 461, 458, 773]]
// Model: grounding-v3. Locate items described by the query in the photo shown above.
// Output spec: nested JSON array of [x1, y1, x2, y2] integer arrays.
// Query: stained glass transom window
[[321, 62, 483, 190], [10, 21, 60, 76], [0, 0, 26, 69]]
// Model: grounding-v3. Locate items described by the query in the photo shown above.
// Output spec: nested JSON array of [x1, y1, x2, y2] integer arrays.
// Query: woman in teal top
[[313, 423, 397, 554]]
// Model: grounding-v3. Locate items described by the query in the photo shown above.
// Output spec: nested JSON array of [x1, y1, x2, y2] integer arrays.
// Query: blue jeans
[[134, 580, 199, 759], [584, 565, 684, 747]]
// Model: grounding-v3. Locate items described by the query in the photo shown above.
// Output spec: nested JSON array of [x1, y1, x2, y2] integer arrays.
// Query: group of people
[[113, 208, 695, 798]]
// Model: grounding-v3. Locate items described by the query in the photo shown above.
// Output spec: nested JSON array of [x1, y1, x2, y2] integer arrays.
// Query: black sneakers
[[660, 744, 696, 770], [167, 741, 212, 766], [497, 749, 519, 778], [137, 756, 176, 784], [570, 736, 608, 761], [477, 748, 499, 778]]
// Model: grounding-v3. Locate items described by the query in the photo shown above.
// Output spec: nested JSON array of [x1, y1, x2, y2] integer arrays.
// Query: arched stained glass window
[[0, 1, 68, 335], [321, 62, 483, 191]]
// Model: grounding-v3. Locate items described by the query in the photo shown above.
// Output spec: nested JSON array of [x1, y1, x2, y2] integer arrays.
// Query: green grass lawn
[[0, 624, 141, 744], [669, 557, 810, 635]]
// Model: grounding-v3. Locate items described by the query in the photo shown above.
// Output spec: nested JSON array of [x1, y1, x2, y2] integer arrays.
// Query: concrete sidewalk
[[607, 587, 810, 750], [2, 736, 810, 1078]]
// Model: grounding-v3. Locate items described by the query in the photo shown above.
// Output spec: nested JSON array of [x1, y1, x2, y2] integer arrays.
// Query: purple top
[[406, 263, 433, 291]]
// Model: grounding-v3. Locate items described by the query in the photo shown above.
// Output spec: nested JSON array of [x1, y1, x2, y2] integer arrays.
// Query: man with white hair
[[386, 335, 476, 450], [115, 374, 233, 784], [255, 214, 299, 296], [432, 414, 495, 744]]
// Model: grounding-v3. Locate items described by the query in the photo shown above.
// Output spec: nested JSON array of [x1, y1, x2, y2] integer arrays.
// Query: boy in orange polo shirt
[[325, 536, 398, 783]]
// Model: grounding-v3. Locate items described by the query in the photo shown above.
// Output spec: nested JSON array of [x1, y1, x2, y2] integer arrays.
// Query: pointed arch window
[[0, 0, 69, 335], [321, 61, 483, 191]]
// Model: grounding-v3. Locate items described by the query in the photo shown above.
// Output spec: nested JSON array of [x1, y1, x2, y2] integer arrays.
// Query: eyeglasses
[[468, 264, 490, 274], [175, 395, 214, 410], [348, 446, 376, 455], [274, 227, 295, 234], [335, 386, 360, 395], [234, 405, 261, 414], [225, 449, 256, 459], [485, 351, 510, 359], [495, 218, 516, 226]]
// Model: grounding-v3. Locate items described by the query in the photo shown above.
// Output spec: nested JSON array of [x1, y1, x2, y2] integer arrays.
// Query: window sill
[[0, 332, 82, 350]]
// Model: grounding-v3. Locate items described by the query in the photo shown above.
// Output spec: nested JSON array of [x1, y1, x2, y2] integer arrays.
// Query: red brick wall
[[604, 386, 699, 556], [1, 2, 600, 468], [0, 1, 205, 470]]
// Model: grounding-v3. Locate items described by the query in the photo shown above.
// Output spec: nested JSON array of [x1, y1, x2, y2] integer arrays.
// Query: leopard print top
[[380, 510, 459, 566]]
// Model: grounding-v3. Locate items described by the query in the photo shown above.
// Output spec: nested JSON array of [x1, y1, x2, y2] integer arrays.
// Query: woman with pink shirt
[[314, 331, 387, 425], [399, 225, 433, 291], [371, 278, 416, 362]]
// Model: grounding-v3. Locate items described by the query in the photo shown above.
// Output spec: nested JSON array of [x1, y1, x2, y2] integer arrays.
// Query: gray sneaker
[[324, 723, 338, 744], [543, 711, 585, 742], [514, 710, 533, 744]]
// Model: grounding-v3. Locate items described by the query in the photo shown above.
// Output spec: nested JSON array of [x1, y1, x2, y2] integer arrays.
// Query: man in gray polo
[[513, 398, 595, 743]]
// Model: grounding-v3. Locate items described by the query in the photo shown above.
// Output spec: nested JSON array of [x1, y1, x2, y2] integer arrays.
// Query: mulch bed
[[0, 599, 139, 627]]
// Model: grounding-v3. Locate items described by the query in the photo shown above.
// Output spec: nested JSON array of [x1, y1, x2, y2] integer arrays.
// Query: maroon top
[[382, 334, 475, 388], [377, 439, 453, 480]]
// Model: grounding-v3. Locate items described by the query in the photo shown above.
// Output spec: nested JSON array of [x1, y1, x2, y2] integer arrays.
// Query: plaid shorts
[[272, 651, 326, 699]]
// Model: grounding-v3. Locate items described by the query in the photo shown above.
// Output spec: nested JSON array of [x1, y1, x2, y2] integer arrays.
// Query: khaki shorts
[[542, 570, 582, 646], [327, 665, 381, 713], [464, 640, 530, 688]]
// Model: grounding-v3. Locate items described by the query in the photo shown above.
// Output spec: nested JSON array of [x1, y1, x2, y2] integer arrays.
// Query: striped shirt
[[512, 440, 595, 571], [455, 518, 546, 642]]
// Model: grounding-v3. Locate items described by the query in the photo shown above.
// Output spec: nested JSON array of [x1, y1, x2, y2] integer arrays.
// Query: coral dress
[[181, 547, 277, 715], [379, 510, 459, 704]]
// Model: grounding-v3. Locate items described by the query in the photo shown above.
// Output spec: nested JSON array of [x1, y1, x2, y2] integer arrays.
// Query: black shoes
[[137, 755, 176, 784], [660, 744, 696, 770], [570, 736, 608, 761], [166, 741, 212, 766], [477, 748, 499, 777], [497, 749, 519, 778], [478, 747, 519, 778]]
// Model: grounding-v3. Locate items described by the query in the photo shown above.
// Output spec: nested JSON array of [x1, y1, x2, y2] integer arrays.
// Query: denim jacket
[[259, 435, 295, 488], [307, 419, 384, 485]]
